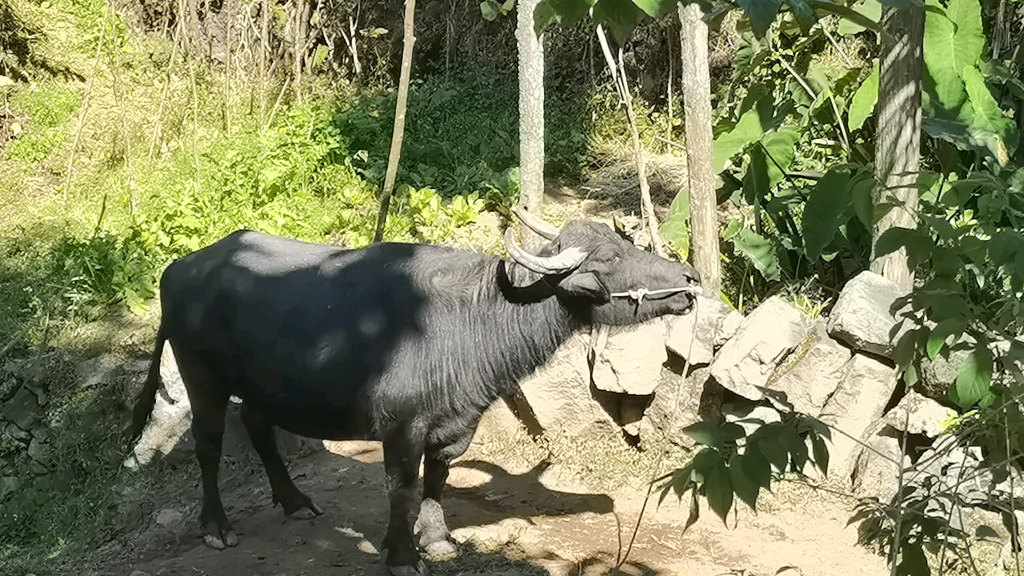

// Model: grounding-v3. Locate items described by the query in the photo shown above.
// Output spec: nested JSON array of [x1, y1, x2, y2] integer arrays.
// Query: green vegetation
[[3, 0, 1024, 573]]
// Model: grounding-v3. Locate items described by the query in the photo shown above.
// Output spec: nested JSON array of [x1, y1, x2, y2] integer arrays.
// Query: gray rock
[[768, 321, 852, 415], [716, 309, 744, 349], [516, 330, 619, 440], [590, 320, 667, 396], [1, 387, 40, 430], [0, 476, 19, 498], [619, 394, 650, 437], [819, 353, 900, 477], [665, 296, 734, 366], [882, 390, 957, 438], [125, 344, 194, 469], [850, 422, 908, 502], [27, 436, 50, 466], [918, 345, 971, 402], [471, 398, 524, 445], [723, 404, 782, 438], [75, 354, 120, 388], [639, 366, 723, 448], [0, 374, 19, 403], [155, 508, 184, 526], [826, 270, 907, 357], [709, 296, 811, 401]]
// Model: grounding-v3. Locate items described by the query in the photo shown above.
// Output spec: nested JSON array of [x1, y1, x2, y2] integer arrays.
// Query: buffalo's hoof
[[202, 529, 238, 550], [286, 502, 324, 520], [423, 539, 457, 558], [388, 560, 429, 576], [278, 489, 324, 519]]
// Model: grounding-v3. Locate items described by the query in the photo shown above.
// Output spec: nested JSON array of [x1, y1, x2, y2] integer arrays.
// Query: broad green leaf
[[630, 0, 673, 18], [481, 0, 500, 21], [741, 446, 773, 488], [837, 0, 881, 36], [782, 0, 816, 33], [781, 426, 809, 472], [680, 421, 737, 450], [952, 346, 993, 409], [850, 169, 876, 228], [722, 217, 743, 241], [757, 436, 789, 472], [923, 0, 983, 111], [592, 0, 646, 44], [923, 117, 1010, 165], [760, 127, 801, 187], [660, 188, 691, 260], [542, 0, 595, 27], [873, 227, 935, 267], [961, 65, 1018, 154], [897, 541, 930, 576], [728, 454, 761, 510], [732, 228, 781, 281], [713, 107, 764, 173], [808, 0, 883, 34], [926, 317, 968, 359], [802, 167, 854, 261], [810, 434, 829, 476], [690, 448, 724, 478], [736, 0, 782, 38], [743, 145, 771, 206], [705, 460, 734, 524], [683, 489, 700, 534], [848, 62, 879, 132]]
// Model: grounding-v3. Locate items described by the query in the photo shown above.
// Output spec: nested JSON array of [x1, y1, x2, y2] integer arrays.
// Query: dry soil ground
[[73, 403, 890, 576]]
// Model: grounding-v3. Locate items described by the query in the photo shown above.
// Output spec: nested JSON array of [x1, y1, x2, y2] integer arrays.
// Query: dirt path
[[77, 410, 889, 576]]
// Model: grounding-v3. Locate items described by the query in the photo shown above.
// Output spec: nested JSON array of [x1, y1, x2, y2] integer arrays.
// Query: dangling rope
[[613, 286, 703, 571]]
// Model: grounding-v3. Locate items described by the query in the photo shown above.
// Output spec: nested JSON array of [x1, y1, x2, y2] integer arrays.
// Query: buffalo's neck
[[414, 264, 583, 416]]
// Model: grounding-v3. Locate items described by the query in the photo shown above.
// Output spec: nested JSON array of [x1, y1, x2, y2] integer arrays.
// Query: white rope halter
[[609, 285, 702, 304]]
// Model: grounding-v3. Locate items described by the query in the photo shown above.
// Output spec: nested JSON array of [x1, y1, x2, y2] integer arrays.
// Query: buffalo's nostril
[[686, 267, 701, 285]]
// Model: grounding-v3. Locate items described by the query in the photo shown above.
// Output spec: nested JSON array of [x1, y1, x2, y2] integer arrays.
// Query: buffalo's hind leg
[[174, 346, 236, 550], [239, 403, 323, 519], [414, 430, 474, 558]]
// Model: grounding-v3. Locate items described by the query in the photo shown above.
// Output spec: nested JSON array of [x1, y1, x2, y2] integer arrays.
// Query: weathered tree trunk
[[372, 0, 416, 243], [677, 2, 720, 294], [293, 0, 312, 104], [870, 4, 924, 293], [516, 0, 546, 250]]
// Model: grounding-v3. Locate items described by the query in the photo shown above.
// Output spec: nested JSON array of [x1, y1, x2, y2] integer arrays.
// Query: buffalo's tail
[[128, 323, 167, 442]]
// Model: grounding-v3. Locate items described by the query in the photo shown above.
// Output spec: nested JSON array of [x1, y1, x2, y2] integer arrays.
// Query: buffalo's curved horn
[[504, 228, 587, 274], [512, 206, 560, 241]]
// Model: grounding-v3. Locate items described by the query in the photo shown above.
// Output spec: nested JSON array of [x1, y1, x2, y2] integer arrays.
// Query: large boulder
[[664, 296, 737, 366], [709, 296, 811, 401], [639, 366, 723, 448], [768, 321, 852, 415], [124, 345, 193, 469], [881, 390, 957, 438], [826, 270, 906, 358], [1, 386, 40, 431], [590, 320, 667, 396], [819, 353, 900, 477], [850, 421, 908, 502], [516, 330, 619, 439]]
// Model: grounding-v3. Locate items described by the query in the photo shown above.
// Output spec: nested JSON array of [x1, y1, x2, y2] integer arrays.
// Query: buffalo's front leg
[[415, 431, 474, 557], [382, 428, 428, 576], [240, 403, 323, 518]]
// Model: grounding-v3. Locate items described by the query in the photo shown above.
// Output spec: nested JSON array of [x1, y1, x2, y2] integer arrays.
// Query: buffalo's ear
[[557, 271, 609, 301]]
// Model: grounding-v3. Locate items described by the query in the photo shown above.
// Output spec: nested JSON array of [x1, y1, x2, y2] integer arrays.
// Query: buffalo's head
[[502, 207, 700, 326]]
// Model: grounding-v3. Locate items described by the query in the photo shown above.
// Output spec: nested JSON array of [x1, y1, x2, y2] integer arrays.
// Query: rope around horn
[[613, 286, 703, 571]]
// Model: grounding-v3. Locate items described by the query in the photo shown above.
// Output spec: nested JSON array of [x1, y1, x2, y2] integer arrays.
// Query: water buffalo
[[129, 208, 700, 575]]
